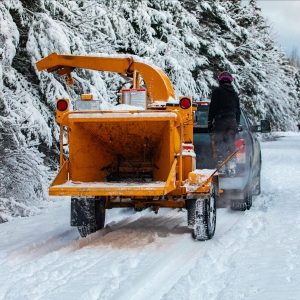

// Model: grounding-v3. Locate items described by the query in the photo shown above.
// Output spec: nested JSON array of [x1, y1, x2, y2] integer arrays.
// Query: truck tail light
[[179, 97, 191, 109], [57, 99, 68, 111], [236, 139, 246, 163]]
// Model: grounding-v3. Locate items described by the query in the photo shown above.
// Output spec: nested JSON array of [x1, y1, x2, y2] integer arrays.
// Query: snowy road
[[1, 133, 300, 300]]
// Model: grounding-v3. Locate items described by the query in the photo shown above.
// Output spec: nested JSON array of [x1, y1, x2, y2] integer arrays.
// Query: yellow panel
[[68, 118, 174, 183], [174, 128, 181, 154], [49, 160, 69, 187], [81, 94, 93, 100], [182, 156, 194, 181]]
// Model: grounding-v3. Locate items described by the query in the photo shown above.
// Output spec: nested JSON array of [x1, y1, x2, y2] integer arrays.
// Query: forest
[[0, 0, 299, 221]]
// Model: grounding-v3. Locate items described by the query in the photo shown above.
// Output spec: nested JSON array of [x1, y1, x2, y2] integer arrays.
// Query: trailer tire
[[77, 224, 95, 238], [186, 199, 196, 227], [71, 197, 106, 238], [192, 184, 217, 241], [134, 207, 144, 212]]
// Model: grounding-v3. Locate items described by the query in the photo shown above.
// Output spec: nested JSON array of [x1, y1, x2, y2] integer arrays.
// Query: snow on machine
[[36, 52, 219, 240]]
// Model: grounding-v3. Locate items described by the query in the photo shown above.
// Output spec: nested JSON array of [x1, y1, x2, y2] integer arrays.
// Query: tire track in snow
[[110, 208, 242, 300], [3, 209, 188, 300], [1, 206, 242, 300], [9, 208, 148, 266], [1, 209, 153, 293]]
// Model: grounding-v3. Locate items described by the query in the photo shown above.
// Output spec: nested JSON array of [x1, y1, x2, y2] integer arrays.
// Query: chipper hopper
[[36, 52, 219, 240]]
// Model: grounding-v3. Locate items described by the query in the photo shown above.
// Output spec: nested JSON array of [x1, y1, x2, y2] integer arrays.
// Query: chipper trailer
[[36, 52, 220, 240]]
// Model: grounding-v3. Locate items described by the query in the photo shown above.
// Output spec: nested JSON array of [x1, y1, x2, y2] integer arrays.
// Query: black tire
[[190, 184, 217, 241], [230, 200, 246, 211], [71, 197, 106, 238], [230, 176, 252, 211], [252, 173, 261, 196], [245, 178, 253, 210], [77, 224, 96, 238], [186, 199, 196, 227], [252, 155, 261, 196], [134, 207, 144, 212]]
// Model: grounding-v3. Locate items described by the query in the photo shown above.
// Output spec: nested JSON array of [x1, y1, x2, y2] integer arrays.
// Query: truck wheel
[[230, 177, 252, 211], [71, 197, 106, 238], [243, 187, 253, 210], [252, 173, 261, 196], [252, 157, 261, 196], [191, 184, 217, 241], [230, 200, 246, 211]]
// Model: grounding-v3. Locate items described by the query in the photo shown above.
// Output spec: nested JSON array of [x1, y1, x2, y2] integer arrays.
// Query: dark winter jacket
[[208, 83, 241, 124]]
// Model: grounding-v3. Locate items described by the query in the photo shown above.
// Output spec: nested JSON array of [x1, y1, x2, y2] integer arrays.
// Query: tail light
[[183, 144, 194, 151], [179, 97, 191, 109], [56, 98, 70, 123], [236, 139, 246, 163], [195, 102, 209, 106], [57, 99, 68, 111]]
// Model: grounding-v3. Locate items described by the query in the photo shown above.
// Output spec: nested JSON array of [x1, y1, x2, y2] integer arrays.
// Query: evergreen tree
[[1, 0, 300, 220], [295, 70, 300, 112], [234, 0, 299, 129]]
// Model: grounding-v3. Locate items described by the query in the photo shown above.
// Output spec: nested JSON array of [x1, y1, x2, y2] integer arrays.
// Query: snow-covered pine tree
[[232, 0, 299, 129], [295, 70, 300, 116], [77, 0, 208, 100], [181, 0, 243, 100], [1, 0, 300, 220], [179, 0, 299, 129], [0, 1, 53, 221]]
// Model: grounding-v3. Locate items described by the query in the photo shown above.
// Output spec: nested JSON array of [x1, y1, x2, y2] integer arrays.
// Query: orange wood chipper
[[36, 52, 219, 240]]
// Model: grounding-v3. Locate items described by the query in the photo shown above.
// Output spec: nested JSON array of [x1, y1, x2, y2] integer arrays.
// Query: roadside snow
[[1, 133, 300, 299], [165, 133, 300, 299]]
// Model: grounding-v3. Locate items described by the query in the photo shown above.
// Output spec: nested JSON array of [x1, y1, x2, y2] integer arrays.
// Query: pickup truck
[[193, 102, 271, 211]]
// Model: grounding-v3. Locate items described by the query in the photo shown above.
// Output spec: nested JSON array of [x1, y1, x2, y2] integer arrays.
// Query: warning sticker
[[130, 89, 146, 108]]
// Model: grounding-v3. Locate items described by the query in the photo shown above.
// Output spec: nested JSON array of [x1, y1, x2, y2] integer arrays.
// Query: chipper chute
[[49, 111, 179, 196], [36, 52, 219, 240]]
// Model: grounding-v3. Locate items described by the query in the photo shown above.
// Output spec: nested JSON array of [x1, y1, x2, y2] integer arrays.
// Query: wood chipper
[[36, 52, 219, 240]]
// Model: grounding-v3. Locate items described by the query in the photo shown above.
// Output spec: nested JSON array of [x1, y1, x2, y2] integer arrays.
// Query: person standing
[[208, 71, 241, 177]]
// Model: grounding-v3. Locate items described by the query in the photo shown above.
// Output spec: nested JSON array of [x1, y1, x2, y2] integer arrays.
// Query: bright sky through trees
[[242, 0, 300, 56]]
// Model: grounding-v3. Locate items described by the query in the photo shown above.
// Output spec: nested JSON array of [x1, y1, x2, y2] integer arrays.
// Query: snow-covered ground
[[1, 132, 300, 300]]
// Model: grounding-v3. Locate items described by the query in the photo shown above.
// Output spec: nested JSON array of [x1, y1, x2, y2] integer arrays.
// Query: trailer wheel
[[134, 207, 144, 212], [71, 197, 106, 238], [192, 184, 217, 241], [186, 199, 196, 227]]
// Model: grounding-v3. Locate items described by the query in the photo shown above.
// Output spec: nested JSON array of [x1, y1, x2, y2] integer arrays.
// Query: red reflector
[[236, 139, 246, 153], [57, 100, 68, 111], [195, 102, 210, 106], [183, 144, 194, 150], [179, 98, 191, 109]]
